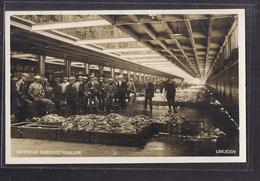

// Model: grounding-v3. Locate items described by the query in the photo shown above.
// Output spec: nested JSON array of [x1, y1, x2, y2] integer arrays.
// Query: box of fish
[[57, 115, 95, 143], [31, 114, 67, 126], [20, 124, 60, 141], [180, 127, 226, 153], [179, 120, 204, 136], [112, 116, 155, 147], [11, 122, 36, 138], [59, 114, 154, 146], [152, 114, 185, 134]]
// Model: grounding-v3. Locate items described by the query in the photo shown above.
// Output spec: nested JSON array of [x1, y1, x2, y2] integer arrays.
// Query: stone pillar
[[111, 67, 115, 78], [133, 72, 136, 81], [64, 59, 71, 77], [84, 63, 90, 75], [127, 71, 131, 82], [99, 65, 104, 77], [120, 69, 123, 75], [38, 55, 46, 76]]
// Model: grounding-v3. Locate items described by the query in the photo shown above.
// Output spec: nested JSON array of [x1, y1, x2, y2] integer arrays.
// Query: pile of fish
[[175, 87, 207, 103], [61, 113, 152, 134], [153, 114, 185, 125], [181, 127, 226, 142], [136, 87, 207, 103], [31, 114, 66, 125]]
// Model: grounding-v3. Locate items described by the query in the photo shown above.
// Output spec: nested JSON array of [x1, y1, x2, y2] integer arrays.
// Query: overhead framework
[[10, 14, 237, 80]]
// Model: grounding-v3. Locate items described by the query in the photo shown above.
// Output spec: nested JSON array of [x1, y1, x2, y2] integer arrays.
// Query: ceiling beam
[[203, 16, 214, 76], [75, 37, 136, 45], [157, 15, 199, 77], [206, 17, 238, 78], [11, 53, 37, 59], [31, 19, 111, 31], [131, 58, 168, 61], [101, 15, 196, 77], [184, 16, 202, 77], [103, 47, 151, 53], [114, 14, 234, 26], [120, 53, 161, 58], [142, 23, 197, 77]]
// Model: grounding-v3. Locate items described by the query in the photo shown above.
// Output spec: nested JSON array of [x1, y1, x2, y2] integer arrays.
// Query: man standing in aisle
[[75, 75, 83, 92], [165, 79, 177, 114], [16, 73, 34, 121], [127, 78, 137, 104], [52, 78, 62, 114], [143, 78, 155, 115], [116, 75, 128, 112], [87, 74, 100, 113], [105, 78, 116, 112], [60, 77, 69, 113], [97, 77, 106, 112], [65, 77, 78, 115], [78, 76, 89, 114]]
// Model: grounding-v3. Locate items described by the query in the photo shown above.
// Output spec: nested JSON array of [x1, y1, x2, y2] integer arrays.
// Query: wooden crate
[[21, 126, 59, 140], [11, 122, 35, 138], [89, 131, 115, 145], [56, 129, 90, 143], [112, 132, 141, 147]]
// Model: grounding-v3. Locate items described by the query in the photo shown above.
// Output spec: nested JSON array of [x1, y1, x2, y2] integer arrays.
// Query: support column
[[84, 63, 90, 75], [64, 59, 71, 77], [133, 72, 136, 81], [120, 69, 123, 75], [127, 70, 131, 82], [38, 55, 46, 76], [111, 67, 115, 78], [99, 65, 104, 77]]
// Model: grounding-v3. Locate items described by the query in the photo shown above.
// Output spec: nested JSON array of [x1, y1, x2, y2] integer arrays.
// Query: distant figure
[[144, 78, 154, 114], [165, 79, 177, 114]]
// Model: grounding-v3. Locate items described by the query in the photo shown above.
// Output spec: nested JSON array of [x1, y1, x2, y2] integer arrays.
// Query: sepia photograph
[[5, 9, 246, 164]]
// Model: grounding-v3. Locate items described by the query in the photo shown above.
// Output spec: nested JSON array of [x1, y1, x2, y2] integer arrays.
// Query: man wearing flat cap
[[87, 74, 100, 112], [28, 75, 46, 116], [75, 75, 83, 92], [78, 76, 89, 114]]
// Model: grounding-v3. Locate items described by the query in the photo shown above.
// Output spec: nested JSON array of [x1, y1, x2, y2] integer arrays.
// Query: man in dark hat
[[78, 76, 89, 114], [97, 77, 107, 112], [165, 79, 177, 114], [115, 75, 128, 112]]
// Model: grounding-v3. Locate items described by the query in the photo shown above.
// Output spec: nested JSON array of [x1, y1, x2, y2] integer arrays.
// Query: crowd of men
[[11, 73, 177, 122]]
